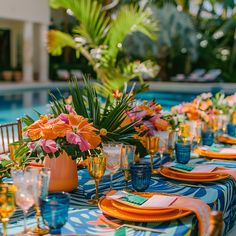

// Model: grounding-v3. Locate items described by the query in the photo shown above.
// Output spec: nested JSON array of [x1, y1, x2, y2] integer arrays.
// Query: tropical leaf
[[105, 4, 158, 63]]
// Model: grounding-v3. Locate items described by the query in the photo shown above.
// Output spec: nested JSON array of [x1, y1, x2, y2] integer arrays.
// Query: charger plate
[[159, 167, 229, 182], [98, 197, 191, 222], [195, 147, 236, 159], [218, 135, 236, 145]]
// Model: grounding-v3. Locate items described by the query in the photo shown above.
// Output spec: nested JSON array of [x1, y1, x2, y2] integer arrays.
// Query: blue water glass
[[201, 130, 214, 146], [130, 163, 151, 192], [175, 142, 191, 164], [227, 123, 236, 138], [41, 192, 70, 235]]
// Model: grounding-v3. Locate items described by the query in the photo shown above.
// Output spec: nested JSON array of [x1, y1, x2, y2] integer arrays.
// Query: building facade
[[0, 0, 50, 82]]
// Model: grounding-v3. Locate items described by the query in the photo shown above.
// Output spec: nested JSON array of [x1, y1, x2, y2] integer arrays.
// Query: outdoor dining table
[[3, 157, 236, 236]]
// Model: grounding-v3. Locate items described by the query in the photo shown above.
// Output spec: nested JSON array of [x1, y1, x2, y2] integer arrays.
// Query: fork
[[100, 216, 166, 234]]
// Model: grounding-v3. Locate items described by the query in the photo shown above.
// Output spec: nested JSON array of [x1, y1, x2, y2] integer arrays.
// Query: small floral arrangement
[[127, 100, 170, 137], [24, 105, 101, 160]]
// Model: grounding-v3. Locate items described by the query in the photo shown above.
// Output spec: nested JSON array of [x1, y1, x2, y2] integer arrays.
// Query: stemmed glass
[[87, 153, 106, 204], [28, 167, 51, 235], [11, 170, 35, 234], [157, 131, 169, 164], [120, 145, 136, 191], [103, 143, 122, 191], [168, 131, 177, 159], [143, 136, 159, 174], [195, 121, 202, 146], [179, 123, 191, 144], [0, 183, 16, 236]]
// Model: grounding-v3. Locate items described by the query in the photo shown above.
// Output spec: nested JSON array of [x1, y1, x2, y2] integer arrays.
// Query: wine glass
[[195, 121, 202, 146], [143, 136, 159, 174], [0, 183, 16, 236], [179, 123, 191, 143], [11, 170, 35, 234], [87, 153, 106, 204], [27, 167, 50, 235], [120, 145, 136, 191], [157, 131, 169, 165], [168, 131, 177, 159], [103, 142, 122, 191]]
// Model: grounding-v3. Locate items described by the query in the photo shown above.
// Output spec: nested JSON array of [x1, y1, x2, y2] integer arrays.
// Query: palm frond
[[105, 4, 158, 62]]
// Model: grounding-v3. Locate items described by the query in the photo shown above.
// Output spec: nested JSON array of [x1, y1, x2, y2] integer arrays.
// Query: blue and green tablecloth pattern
[[3, 156, 236, 236]]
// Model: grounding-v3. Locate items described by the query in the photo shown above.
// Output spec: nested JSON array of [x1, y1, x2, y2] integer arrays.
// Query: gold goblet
[[0, 183, 16, 236], [143, 136, 159, 174], [179, 124, 191, 144], [87, 154, 106, 205]]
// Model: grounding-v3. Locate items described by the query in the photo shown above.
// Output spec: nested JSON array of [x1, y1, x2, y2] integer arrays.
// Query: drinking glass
[[130, 163, 151, 192], [120, 145, 136, 191], [87, 153, 106, 204], [175, 141, 191, 164], [168, 131, 177, 159], [201, 129, 214, 146], [195, 122, 202, 146], [179, 124, 191, 143], [157, 131, 169, 164], [0, 183, 16, 236], [103, 143, 122, 191], [28, 167, 51, 235], [41, 192, 70, 235], [142, 136, 159, 174], [227, 123, 236, 138], [11, 170, 35, 234]]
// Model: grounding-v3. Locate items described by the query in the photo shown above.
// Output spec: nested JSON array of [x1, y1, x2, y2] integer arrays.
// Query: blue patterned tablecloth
[[3, 156, 236, 236]]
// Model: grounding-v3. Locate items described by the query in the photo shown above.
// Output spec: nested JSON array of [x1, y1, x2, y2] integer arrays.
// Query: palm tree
[[48, 0, 159, 91]]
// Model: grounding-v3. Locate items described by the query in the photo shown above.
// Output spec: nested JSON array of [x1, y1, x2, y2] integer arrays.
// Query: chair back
[[207, 211, 223, 236], [0, 119, 22, 154]]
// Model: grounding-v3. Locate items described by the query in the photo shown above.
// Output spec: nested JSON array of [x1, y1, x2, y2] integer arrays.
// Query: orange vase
[[44, 151, 78, 192]]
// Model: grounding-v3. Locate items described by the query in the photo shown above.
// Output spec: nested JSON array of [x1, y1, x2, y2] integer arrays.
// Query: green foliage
[[50, 78, 138, 144], [48, 0, 159, 90]]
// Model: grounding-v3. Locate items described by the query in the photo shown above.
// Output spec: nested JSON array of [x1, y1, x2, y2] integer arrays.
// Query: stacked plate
[[98, 192, 191, 222]]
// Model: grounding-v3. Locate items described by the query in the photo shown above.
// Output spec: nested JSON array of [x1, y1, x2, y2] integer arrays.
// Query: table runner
[[3, 157, 236, 235]]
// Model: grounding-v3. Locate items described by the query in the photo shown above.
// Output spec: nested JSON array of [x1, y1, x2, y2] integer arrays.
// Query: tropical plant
[[48, 0, 159, 90]]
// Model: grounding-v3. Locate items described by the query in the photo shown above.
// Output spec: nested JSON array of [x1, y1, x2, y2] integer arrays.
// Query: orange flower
[[199, 100, 212, 111], [68, 113, 101, 149], [27, 115, 49, 140], [112, 90, 123, 100], [154, 118, 169, 131]]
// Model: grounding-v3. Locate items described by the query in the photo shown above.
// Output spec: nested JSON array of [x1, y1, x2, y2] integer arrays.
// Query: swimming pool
[[0, 87, 198, 124]]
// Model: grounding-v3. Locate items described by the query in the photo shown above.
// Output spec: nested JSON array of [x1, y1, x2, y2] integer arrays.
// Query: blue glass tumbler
[[227, 123, 236, 138], [41, 192, 70, 235], [175, 141, 191, 164], [201, 130, 214, 146], [130, 163, 151, 192]]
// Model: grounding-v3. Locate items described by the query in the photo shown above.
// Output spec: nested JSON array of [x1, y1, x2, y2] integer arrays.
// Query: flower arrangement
[[24, 107, 101, 160], [127, 100, 170, 137]]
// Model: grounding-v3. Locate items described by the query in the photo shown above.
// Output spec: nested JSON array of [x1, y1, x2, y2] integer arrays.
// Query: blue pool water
[[0, 88, 198, 124]]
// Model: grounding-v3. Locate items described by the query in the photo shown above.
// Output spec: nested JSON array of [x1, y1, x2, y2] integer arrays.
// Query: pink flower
[[66, 132, 81, 145], [28, 142, 36, 151], [41, 139, 58, 154], [66, 132, 91, 152], [58, 113, 69, 124], [65, 105, 76, 114], [78, 136, 91, 152]]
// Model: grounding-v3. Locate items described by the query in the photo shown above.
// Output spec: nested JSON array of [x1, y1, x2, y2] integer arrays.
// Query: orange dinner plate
[[98, 197, 191, 222], [218, 135, 236, 145], [159, 167, 229, 182], [195, 147, 236, 159]]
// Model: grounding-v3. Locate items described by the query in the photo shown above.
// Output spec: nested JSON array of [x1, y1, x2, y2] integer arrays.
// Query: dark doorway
[[0, 29, 11, 69]]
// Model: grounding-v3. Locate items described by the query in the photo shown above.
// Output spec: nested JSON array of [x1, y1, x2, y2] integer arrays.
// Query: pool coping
[[0, 81, 236, 94]]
